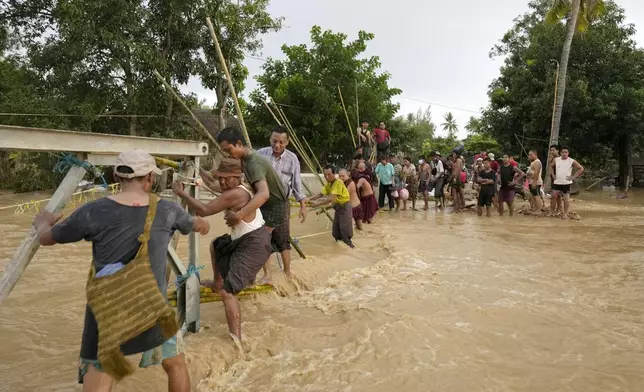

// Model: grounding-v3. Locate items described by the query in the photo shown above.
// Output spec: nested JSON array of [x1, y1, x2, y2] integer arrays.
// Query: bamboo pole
[[355, 81, 360, 128], [276, 105, 323, 174], [205, 17, 250, 147], [152, 70, 223, 155], [338, 85, 356, 148]]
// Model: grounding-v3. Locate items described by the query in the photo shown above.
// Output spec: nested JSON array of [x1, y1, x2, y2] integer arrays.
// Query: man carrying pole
[[257, 125, 307, 281], [33, 150, 210, 391]]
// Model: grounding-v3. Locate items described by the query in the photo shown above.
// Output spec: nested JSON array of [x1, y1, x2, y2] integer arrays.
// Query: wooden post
[[185, 156, 200, 333], [0, 159, 87, 305]]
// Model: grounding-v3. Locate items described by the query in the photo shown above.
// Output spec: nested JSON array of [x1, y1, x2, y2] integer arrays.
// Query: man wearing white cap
[[33, 149, 210, 391]]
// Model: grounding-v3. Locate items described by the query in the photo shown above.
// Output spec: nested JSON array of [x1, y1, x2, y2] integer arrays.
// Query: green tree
[[440, 112, 459, 136], [462, 134, 501, 155], [389, 106, 436, 157], [546, 0, 606, 146], [481, 0, 644, 185], [246, 26, 401, 164]]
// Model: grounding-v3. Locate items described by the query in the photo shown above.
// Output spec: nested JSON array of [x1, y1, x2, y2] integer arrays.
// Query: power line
[[397, 97, 481, 114], [0, 113, 167, 118]]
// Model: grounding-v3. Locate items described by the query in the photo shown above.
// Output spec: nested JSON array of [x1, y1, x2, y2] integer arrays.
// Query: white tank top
[[230, 185, 265, 240], [554, 157, 575, 185]]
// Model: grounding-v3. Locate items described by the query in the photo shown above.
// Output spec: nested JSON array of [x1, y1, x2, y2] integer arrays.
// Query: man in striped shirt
[[257, 125, 307, 281]]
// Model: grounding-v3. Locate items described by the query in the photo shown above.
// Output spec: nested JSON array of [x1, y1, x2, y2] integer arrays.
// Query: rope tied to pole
[[52, 153, 108, 188], [173, 265, 205, 288]]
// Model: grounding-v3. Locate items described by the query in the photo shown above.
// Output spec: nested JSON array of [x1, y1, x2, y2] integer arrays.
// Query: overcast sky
[[183, 0, 644, 139]]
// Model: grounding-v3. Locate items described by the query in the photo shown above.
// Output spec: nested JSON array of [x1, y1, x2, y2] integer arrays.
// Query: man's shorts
[[271, 208, 291, 253], [552, 184, 571, 195], [530, 185, 542, 196], [78, 333, 183, 383], [478, 192, 493, 207], [498, 188, 516, 203]]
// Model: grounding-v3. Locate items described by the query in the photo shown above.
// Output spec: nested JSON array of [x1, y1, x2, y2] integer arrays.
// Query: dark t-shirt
[[478, 170, 496, 196], [243, 152, 287, 203], [51, 198, 194, 359], [499, 164, 516, 190]]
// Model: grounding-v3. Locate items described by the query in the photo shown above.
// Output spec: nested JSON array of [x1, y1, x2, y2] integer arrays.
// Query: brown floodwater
[[1, 189, 644, 391]]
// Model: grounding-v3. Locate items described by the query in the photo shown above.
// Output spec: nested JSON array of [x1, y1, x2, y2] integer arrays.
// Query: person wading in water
[[375, 155, 395, 211], [173, 158, 271, 343], [497, 154, 526, 216], [446, 151, 465, 212], [431, 152, 446, 209], [214, 127, 289, 284], [257, 125, 307, 282], [308, 165, 355, 248], [550, 146, 584, 218], [34, 149, 210, 391], [355, 162, 378, 224], [401, 156, 418, 211], [477, 157, 496, 217], [339, 168, 363, 230], [418, 158, 432, 210], [528, 150, 544, 213]]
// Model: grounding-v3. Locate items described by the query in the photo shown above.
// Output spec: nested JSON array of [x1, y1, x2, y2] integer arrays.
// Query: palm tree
[[546, 0, 606, 146], [441, 112, 458, 136]]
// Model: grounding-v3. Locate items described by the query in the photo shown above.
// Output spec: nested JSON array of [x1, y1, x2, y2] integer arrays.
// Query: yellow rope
[[0, 184, 122, 214]]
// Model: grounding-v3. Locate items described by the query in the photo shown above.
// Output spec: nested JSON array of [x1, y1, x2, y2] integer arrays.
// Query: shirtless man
[[417, 158, 432, 210], [355, 162, 378, 223], [528, 150, 543, 212], [339, 168, 363, 230], [446, 151, 465, 212], [173, 158, 271, 342]]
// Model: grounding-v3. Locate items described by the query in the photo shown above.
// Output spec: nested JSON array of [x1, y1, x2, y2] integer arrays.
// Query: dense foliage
[[0, 0, 281, 191], [245, 26, 401, 163], [478, 0, 644, 181]]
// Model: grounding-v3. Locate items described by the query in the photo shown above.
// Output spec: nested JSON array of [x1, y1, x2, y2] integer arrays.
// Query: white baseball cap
[[115, 149, 162, 179]]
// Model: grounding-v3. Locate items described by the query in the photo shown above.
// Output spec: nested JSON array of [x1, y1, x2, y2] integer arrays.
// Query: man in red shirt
[[509, 155, 518, 167], [488, 153, 500, 172], [473, 150, 487, 162], [373, 121, 391, 156]]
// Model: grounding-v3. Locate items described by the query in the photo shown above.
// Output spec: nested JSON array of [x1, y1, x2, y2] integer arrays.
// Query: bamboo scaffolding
[[205, 17, 250, 147], [338, 86, 356, 148], [152, 70, 223, 155]]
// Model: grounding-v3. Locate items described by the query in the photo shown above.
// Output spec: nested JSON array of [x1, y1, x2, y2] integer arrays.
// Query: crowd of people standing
[[29, 119, 587, 391]]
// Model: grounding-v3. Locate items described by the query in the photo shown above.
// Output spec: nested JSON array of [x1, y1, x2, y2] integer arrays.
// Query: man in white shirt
[[549, 146, 584, 217]]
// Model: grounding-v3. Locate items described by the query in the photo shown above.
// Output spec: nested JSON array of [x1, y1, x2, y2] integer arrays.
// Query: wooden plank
[[0, 125, 209, 158], [0, 160, 88, 305], [186, 156, 200, 333]]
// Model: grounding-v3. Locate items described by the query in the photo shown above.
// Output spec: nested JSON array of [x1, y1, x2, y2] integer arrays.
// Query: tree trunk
[[545, 0, 580, 191], [124, 67, 137, 136], [617, 133, 631, 190]]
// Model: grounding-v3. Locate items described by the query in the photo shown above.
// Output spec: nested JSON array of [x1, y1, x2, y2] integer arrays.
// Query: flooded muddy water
[[1, 190, 643, 391]]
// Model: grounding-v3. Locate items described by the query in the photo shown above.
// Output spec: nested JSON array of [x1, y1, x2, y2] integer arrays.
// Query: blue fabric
[[375, 163, 395, 185], [95, 262, 125, 278]]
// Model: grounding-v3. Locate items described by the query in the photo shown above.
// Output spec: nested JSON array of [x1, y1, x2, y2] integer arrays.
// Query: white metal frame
[[0, 125, 208, 333]]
